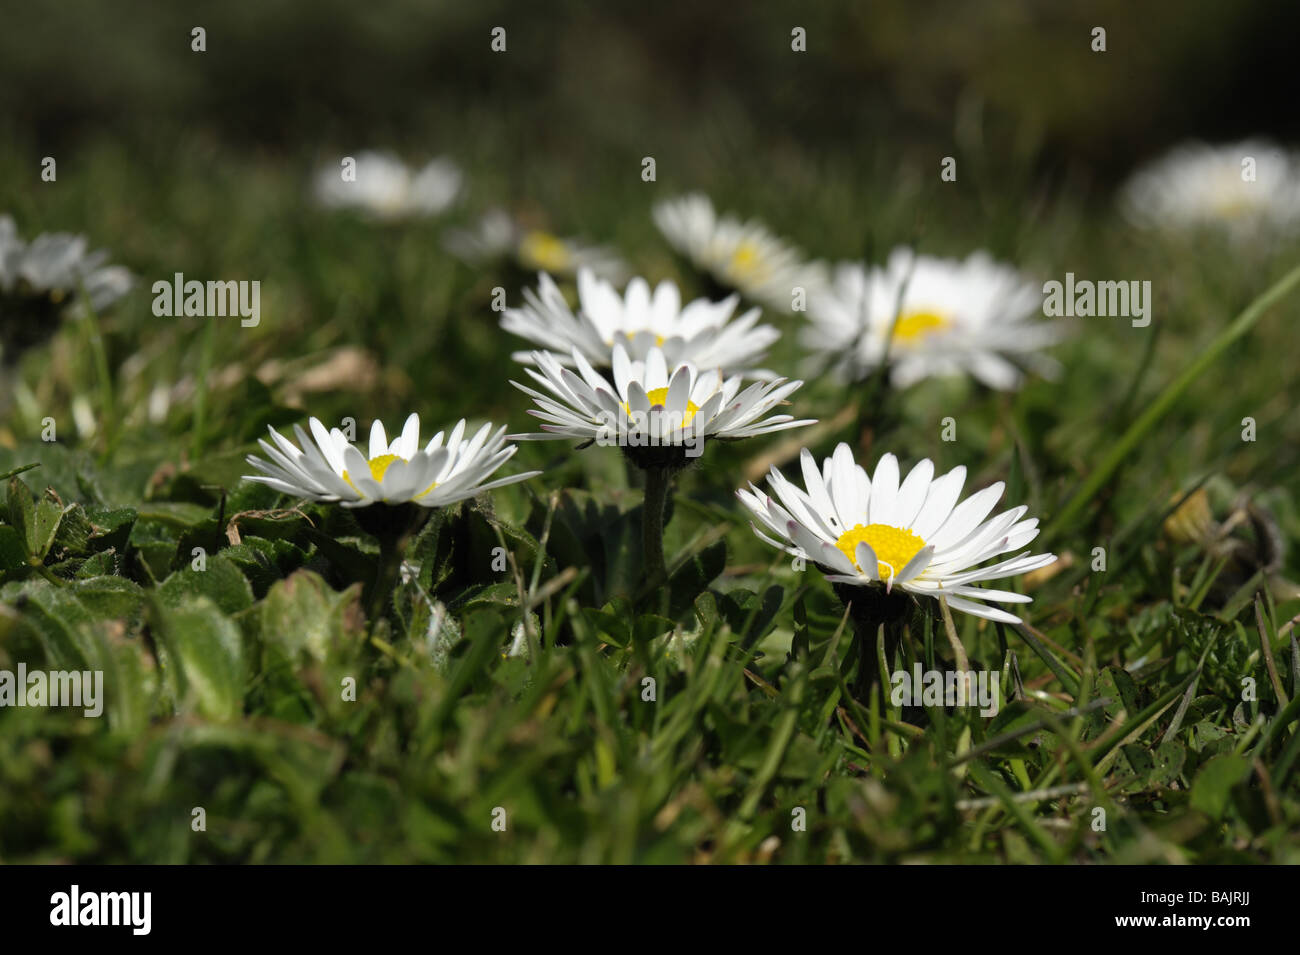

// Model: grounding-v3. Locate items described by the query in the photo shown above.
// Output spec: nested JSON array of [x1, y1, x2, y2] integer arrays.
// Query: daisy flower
[[313, 151, 462, 220], [443, 209, 628, 283], [243, 413, 539, 508], [0, 214, 132, 313], [802, 249, 1060, 391], [653, 193, 826, 313], [1120, 139, 1300, 236], [513, 343, 813, 585], [502, 268, 778, 375], [737, 445, 1055, 624], [1, 216, 131, 368], [509, 344, 813, 464]]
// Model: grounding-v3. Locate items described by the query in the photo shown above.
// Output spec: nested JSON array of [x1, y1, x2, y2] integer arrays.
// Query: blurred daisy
[[737, 446, 1055, 624], [0, 214, 132, 313], [502, 268, 778, 375], [653, 193, 825, 312], [509, 344, 813, 463], [803, 249, 1060, 391], [1120, 139, 1300, 235], [244, 413, 539, 508], [313, 151, 462, 220], [443, 209, 628, 282]]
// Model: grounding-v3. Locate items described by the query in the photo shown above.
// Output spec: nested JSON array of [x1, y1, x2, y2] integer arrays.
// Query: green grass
[[2, 135, 1300, 864]]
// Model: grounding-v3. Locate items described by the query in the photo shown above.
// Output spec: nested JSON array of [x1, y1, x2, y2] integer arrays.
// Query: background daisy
[[803, 249, 1061, 390], [653, 193, 826, 313], [443, 209, 628, 282], [502, 268, 778, 375], [0, 214, 132, 314], [313, 151, 463, 220], [1119, 139, 1300, 237]]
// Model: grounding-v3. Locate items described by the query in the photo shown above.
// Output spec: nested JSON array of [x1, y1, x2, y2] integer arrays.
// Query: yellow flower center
[[609, 332, 667, 347], [726, 241, 767, 280], [1211, 196, 1252, 220], [519, 231, 572, 272], [836, 523, 928, 581], [892, 310, 951, 343], [622, 386, 700, 426], [340, 452, 442, 501], [343, 453, 400, 493]]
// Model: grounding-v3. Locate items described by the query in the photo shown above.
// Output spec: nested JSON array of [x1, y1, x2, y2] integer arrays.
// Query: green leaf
[[73, 576, 145, 620], [158, 553, 254, 614], [1189, 753, 1251, 819], [221, 537, 307, 593], [581, 602, 631, 648], [135, 501, 214, 529], [24, 491, 65, 562], [7, 476, 36, 557], [86, 506, 136, 553], [259, 569, 364, 663], [51, 503, 96, 556], [718, 584, 784, 647], [3, 579, 99, 669], [152, 595, 245, 721], [0, 525, 26, 571], [666, 538, 726, 617]]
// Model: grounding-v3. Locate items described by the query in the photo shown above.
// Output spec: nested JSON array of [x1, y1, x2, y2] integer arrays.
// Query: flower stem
[[641, 464, 671, 587], [366, 534, 406, 636], [190, 319, 217, 463], [833, 583, 909, 702], [75, 286, 117, 459], [357, 504, 428, 637]]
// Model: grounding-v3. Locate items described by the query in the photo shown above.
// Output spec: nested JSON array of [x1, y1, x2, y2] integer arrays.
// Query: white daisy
[[737, 445, 1056, 624], [443, 209, 628, 283], [502, 268, 778, 375], [0, 214, 132, 313], [314, 151, 462, 220], [243, 413, 540, 508], [509, 344, 813, 460], [1120, 139, 1300, 235], [653, 193, 826, 312], [803, 249, 1060, 391]]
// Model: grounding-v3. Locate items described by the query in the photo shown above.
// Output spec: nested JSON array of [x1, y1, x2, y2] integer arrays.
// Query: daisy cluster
[[9, 135, 1291, 641], [250, 166, 1094, 627]]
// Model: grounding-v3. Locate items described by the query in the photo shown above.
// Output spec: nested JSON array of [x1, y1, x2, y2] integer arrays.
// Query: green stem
[[76, 288, 116, 457], [190, 319, 217, 462], [641, 464, 670, 587], [834, 583, 908, 702], [366, 535, 406, 637], [1047, 260, 1300, 538], [358, 504, 428, 637]]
